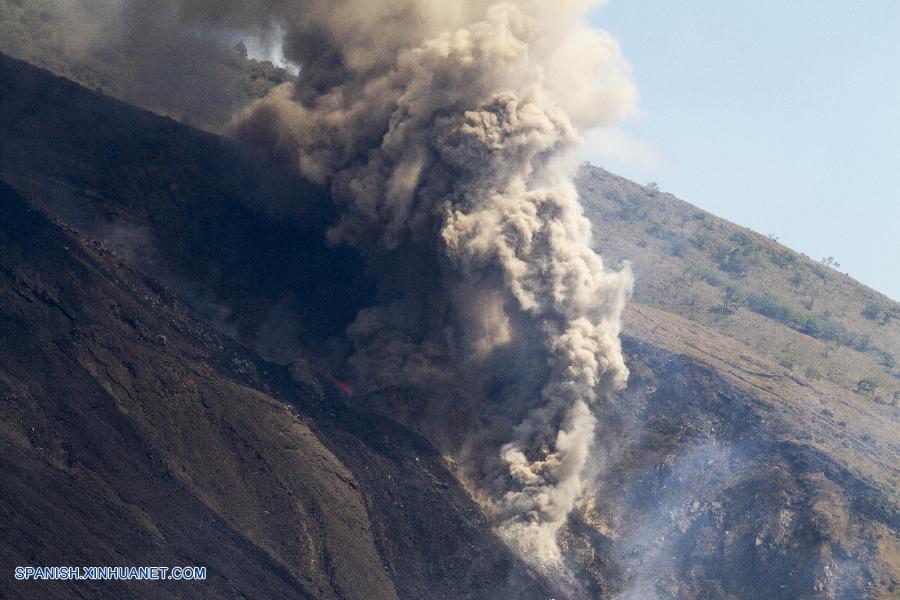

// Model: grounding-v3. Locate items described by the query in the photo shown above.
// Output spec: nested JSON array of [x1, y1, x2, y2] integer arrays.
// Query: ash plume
[[147, 0, 636, 579]]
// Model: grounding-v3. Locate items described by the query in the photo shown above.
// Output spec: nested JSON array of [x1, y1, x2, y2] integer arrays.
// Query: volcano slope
[[1, 54, 898, 598], [0, 137, 550, 600]]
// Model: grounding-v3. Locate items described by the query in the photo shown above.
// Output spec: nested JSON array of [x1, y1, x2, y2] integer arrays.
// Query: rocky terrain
[[0, 53, 897, 598], [0, 179, 551, 599]]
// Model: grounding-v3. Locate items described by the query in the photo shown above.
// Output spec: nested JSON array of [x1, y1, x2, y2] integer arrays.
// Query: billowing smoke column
[[173, 0, 635, 575]]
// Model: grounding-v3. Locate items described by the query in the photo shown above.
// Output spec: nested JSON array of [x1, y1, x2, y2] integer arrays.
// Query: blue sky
[[582, 0, 899, 300]]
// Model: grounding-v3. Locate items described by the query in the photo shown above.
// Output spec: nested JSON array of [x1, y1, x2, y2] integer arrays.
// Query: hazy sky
[[582, 0, 899, 300]]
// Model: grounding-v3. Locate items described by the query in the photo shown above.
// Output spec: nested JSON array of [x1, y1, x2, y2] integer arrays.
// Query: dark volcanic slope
[[0, 52, 373, 368], [0, 181, 548, 598]]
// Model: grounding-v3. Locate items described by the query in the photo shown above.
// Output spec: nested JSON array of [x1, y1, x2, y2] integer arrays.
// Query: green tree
[[722, 285, 741, 312], [803, 318, 821, 338]]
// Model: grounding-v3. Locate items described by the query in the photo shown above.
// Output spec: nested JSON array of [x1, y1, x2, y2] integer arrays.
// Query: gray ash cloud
[[123, 0, 637, 580]]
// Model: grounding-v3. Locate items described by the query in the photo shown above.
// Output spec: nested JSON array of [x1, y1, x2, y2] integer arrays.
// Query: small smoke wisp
[[165, 0, 636, 579]]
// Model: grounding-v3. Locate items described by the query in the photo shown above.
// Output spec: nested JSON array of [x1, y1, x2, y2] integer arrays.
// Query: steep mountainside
[[0, 180, 550, 599], [0, 54, 897, 598], [578, 168, 900, 498], [571, 335, 898, 597]]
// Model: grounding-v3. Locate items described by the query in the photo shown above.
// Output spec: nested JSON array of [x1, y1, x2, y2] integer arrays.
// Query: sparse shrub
[[856, 378, 878, 395], [815, 316, 850, 344], [789, 271, 806, 287], [746, 293, 802, 327], [742, 294, 862, 347], [882, 308, 898, 326], [669, 240, 688, 257], [689, 228, 713, 250], [645, 222, 678, 242], [858, 307, 895, 326], [618, 192, 649, 222], [854, 333, 872, 352], [805, 366, 822, 380], [837, 420, 847, 428], [696, 268, 724, 288], [635, 238, 647, 248], [717, 249, 752, 276], [803, 318, 822, 338], [711, 243, 730, 264], [768, 249, 797, 268], [730, 231, 754, 247], [862, 303, 881, 321], [881, 352, 896, 370], [811, 265, 828, 281], [778, 357, 794, 370], [713, 239, 757, 276], [646, 181, 660, 193], [604, 189, 623, 204]]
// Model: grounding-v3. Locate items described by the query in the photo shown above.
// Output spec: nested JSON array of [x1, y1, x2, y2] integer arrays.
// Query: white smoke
[[164, 0, 636, 579]]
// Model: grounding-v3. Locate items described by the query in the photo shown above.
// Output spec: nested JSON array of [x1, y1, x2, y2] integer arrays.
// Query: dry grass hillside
[[580, 166, 900, 495]]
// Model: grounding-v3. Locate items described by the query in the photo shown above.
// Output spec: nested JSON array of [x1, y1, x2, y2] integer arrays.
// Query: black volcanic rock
[[0, 52, 373, 368], [0, 182, 549, 598]]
